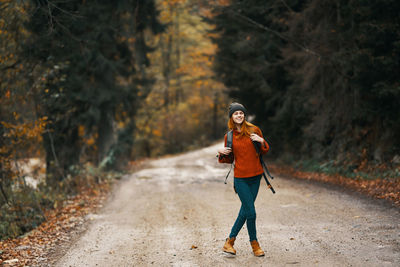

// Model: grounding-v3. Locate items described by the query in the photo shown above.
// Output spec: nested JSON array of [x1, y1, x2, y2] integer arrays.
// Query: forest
[[1, 0, 399, 241], [210, 0, 400, 175]]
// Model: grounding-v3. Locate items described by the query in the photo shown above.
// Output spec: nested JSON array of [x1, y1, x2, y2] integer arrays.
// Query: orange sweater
[[218, 126, 269, 178]]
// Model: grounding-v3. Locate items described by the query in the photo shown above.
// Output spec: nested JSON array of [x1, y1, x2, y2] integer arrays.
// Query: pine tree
[[23, 0, 164, 184]]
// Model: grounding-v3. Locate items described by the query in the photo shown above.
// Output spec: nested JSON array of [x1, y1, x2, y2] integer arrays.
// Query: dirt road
[[54, 143, 400, 267]]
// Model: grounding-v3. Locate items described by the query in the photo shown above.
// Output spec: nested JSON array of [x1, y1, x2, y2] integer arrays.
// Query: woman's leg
[[229, 205, 246, 238], [246, 176, 261, 241], [229, 176, 261, 241]]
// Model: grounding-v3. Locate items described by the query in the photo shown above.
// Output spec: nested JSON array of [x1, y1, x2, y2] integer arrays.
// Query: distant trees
[[132, 0, 229, 158], [209, 0, 400, 165]]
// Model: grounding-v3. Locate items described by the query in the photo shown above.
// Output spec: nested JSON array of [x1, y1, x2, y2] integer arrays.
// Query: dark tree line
[[209, 0, 400, 167], [23, 0, 164, 186]]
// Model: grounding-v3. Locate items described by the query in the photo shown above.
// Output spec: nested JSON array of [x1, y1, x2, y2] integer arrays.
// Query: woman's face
[[232, 110, 245, 125]]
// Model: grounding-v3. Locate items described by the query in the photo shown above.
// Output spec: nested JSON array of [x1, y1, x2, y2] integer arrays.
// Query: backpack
[[224, 130, 276, 194]]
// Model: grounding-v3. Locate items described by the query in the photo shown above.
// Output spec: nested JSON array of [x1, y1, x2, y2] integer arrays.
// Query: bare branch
[[225, 10, 353, 80], [229, 10, 321, 58], [0, 60, 21, 71], [47, 0, 83, 19], [47, 0, 54, 32], [278, 0, 295, 13], [45, 129, 67, 181], [52, 16, 82, 42]]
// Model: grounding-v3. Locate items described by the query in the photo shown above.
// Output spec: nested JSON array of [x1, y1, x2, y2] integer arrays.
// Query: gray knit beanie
[[228, 102, 247, 118]]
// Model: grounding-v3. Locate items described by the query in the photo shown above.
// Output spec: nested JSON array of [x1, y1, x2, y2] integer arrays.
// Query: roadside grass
[[294, 159, 400, 181], [270, 157, 400, 206], [0, 164, 122, 241]]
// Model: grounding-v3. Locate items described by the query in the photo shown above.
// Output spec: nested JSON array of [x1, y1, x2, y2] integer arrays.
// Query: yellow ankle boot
[[250, 240, 265, 257], [222, 237, 236, 255]]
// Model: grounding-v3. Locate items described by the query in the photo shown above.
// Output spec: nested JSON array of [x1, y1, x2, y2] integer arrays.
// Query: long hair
[[228, 117, 256, 138]]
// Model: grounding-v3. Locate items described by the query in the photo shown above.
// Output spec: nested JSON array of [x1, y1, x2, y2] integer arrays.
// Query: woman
[[217, 102, 269, 257]]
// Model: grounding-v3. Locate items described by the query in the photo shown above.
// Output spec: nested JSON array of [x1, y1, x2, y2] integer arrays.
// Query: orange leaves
[[152, 129, 162, 137], [217, 0, 231, 6], [0, 182, 111, 266], [78, 125, 85, 137], [0, 116, 48, 182], [86, 137, 95, 146], [1, 116, 48, 141], [78, 125, 96, 147], [159, 0, 188, 22]]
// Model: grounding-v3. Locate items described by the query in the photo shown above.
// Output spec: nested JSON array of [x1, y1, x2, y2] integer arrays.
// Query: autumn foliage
[[1, 0, 399, 258], [0, 0, 227, 242]]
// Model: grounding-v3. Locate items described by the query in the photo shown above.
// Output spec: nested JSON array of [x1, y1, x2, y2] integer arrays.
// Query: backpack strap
[[224, 163, 233, 184], [252, 141, 274, 179], [252, 140, 276, 194], [224, 130, 234, 184], [226, 130, 233, 149]]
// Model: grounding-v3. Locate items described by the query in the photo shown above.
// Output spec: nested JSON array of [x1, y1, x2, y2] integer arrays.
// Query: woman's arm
[[250, 127, 269, 155], [218, 134, 234, 163]]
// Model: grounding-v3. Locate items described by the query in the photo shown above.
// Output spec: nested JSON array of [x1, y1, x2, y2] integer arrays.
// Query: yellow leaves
[[195, 80, 203, 88], [161, 0, 169, 7], [131, 0, 230, 157], [160, 12, 172, 23], [199, 8, 212, 18], [194, 79, 209, 89], [117, 121, 125, 129], [78, 125, 85, 137], [13, 111, 19, 119], [159, 0, 188, 22], [160, 0, 186, 7]]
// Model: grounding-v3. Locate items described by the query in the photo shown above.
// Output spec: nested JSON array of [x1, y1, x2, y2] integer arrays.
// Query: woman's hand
[[218, 147, 232, 155], [250, 133, 264, 143]]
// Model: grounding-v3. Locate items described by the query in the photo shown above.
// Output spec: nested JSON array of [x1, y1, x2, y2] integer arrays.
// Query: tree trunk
[[43, 123, 80, 187], [97, 107, 115, 166]]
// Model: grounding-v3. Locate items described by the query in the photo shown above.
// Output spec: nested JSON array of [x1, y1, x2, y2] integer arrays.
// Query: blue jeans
[[229, 175, 261, 241]]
